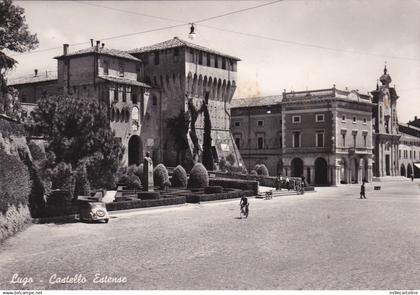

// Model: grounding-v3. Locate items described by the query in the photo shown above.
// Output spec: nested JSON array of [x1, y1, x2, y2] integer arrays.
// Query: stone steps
[[373, 176, 411, 182]]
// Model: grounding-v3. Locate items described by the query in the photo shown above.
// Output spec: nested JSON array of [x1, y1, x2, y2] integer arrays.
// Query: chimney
[[96, 40, 100, 51], [34, 69, 38, 77], [90, 39, 94, 47], [101, 43, 105, 49], [63, 44, 69, 56]]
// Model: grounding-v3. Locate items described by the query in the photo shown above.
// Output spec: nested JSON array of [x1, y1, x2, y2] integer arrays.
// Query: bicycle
[[265, 191, 273, 200], [240, 204, 249, 219]]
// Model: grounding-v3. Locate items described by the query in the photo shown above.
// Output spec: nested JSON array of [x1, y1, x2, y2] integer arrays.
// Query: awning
[[414, 163, 420, 170]]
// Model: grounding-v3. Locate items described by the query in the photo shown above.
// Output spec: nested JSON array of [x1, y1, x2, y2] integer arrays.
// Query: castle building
[[128, 37, 243, 169], [8, 38, 244, 169]]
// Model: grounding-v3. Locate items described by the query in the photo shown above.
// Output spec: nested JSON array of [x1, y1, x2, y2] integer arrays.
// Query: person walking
[[411, 174, 414, 182], [360, 181, 367, 199]]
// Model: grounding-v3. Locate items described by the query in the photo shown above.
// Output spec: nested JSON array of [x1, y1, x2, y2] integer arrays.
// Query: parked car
[[79, 201, 109, 223]]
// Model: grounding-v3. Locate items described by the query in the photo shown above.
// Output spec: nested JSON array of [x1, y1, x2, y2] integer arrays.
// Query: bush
[[153, 163, 170, 189], [51, 162, 75, 200], [118, 173, 142, 190], [256, 164, 269, 176], [28, 141, 45, 162], [250, 170, 257, 176], [128, 164, 143, 179], [172, 165, 187, 188], [0, 149, 31, 214], [74, 163, 91, 198], [188, 163, 209, 188]]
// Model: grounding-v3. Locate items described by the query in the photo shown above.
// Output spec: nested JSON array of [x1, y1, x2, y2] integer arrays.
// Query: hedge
[[106, 196, 186, 211], [209, 178, 258, 195], [0, 115, 26, 138], [185, 188, 253, 203], [0, 149, 31, 214]]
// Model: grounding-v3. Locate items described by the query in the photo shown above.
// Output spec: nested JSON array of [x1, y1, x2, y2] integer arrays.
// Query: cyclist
[[240, 195, 249, 218]]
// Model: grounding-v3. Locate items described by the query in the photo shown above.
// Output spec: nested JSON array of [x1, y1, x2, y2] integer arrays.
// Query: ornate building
[[232, 88, 374, 186], [231, 66, 420, 184], [371, 66, 401, 177]]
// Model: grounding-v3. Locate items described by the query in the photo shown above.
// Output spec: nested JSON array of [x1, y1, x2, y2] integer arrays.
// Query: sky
[[7, 0, 420, 123]]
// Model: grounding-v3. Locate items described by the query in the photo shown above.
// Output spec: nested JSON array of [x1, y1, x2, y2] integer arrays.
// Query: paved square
[[1, 180, 419, 290]]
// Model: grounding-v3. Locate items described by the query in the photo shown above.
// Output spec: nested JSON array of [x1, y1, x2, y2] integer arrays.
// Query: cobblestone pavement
[[1, 180, 420, 290]]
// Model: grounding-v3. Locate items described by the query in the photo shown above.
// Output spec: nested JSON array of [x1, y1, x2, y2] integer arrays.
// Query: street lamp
[[189, 23, 196, 40]]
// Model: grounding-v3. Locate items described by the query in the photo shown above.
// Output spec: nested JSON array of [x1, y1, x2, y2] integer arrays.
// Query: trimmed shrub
[[127, 164, 143, 179], [204, 186, 223, 194], [74, 163, 91, 198], [153, 163, 170, 189], [51, 162, 75, 200], [172, 165, 187, 188], [118, 173, 142, 190], [256, 164, 269, 176], [188, 163, 209, 188], [250, 170, 258, 176]]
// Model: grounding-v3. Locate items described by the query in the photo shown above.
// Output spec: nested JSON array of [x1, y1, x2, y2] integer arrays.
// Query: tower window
[[257, 120, 264, 126], [154, 52, 160, 65], [118, 62, 124, 77], [152, 96, 157, 106], [173, 48, 179, 63], [198, 51, 203, 65]]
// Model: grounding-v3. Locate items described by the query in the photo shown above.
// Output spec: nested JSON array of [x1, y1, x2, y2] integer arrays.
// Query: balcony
[[283, 147, 332, 154], [336, 147, 372, 155]]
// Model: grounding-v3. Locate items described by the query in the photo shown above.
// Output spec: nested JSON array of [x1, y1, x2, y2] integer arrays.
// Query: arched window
[[111, 108, 115, 121], [115, 109, 120, 122]]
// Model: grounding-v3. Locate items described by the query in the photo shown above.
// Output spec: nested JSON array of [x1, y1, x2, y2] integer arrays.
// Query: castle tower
[[371, 66, 401, 177]]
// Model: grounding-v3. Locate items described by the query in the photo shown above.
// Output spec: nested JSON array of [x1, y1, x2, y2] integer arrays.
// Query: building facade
[[231, 88, 374, 186], [231, 67, 419, 184]]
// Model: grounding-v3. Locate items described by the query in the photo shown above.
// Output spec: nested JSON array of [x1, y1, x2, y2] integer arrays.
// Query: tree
[[202, 101, 214, 171], [0, 0, 38, 113], [29, 95, 124, 190]]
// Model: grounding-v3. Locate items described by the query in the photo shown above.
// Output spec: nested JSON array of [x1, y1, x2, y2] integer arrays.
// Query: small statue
[[143, 152, 154, 191]]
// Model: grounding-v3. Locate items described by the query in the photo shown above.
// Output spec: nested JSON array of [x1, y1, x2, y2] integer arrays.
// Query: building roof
[[8, 71, 58, 86], [231, 95, 283, 108], [98, 76, 151, 88], [55, 47, 141, 62], [128, 37, 241, 61]]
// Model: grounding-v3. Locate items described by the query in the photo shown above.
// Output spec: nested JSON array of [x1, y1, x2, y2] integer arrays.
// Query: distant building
[[232, 88, 374, 186], [231, 67, 420, 184], [398, 122, 420, 178]]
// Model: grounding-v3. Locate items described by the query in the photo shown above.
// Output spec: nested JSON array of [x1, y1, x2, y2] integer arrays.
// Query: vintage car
[[79, 201, 109, 223]]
